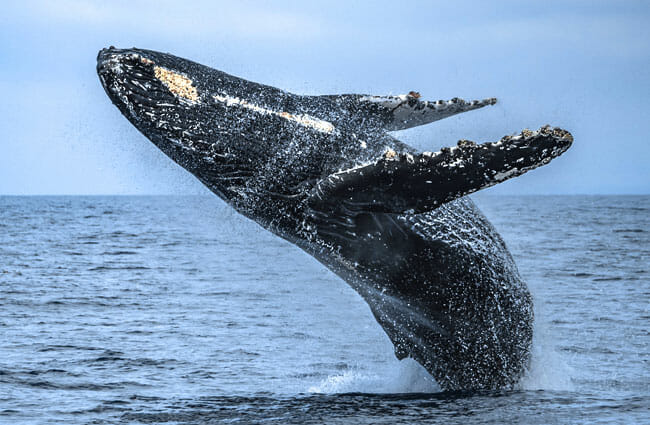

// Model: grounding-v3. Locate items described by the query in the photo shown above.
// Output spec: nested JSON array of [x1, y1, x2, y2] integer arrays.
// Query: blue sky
[[1, 0, 648, 194]]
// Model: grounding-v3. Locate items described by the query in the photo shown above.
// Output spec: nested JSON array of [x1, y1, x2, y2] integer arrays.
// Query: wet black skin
[[97, 47, 572, 390]]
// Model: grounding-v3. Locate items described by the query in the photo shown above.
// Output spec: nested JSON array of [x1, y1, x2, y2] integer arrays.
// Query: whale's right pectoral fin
[[307, 126, 573, 218]]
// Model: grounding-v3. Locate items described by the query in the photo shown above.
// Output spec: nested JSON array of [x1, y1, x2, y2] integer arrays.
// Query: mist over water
[[1, 195, 647, 424]]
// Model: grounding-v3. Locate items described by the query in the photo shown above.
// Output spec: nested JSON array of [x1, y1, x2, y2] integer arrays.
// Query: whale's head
[[98, 47, 206, 136], [97, 46, 303, 203], [98, 47, 223, 192]]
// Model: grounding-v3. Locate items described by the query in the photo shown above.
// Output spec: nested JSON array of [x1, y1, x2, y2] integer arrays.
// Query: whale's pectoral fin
[[316, 93, 497, 131], [308, 126, 572, 217], [358, 93, 497, 131]]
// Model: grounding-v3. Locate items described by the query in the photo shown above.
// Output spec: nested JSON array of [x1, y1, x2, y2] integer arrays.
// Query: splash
[[308, 358, 439, 394], [306, 313, 575, 395], [521, 314, 575, 391]]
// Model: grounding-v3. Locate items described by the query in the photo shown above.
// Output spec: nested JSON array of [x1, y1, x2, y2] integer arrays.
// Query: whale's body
[[97, 47, 572, 390]]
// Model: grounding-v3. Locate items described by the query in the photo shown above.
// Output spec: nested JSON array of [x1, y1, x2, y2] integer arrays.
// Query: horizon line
[[1, 193, 648, 197]]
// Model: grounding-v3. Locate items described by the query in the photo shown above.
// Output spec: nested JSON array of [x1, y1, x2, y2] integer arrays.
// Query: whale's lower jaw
[[97, 46, 570, 391]]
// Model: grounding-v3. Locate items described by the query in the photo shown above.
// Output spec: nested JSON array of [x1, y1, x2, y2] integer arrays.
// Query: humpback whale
[[96, 47, 572, 391]]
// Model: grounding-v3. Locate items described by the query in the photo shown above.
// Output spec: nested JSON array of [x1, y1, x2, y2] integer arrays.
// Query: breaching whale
[[97, 47, 572, 391]]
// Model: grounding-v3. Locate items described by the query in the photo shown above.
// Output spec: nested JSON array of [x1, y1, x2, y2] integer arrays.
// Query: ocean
[[1, 195, 648, 424]]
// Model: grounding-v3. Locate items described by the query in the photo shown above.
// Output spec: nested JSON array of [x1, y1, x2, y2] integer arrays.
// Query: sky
[[1, 0, 648, 195]]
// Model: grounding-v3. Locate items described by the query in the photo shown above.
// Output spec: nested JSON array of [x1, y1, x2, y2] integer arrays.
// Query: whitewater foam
[[308, 358, 439, 394]]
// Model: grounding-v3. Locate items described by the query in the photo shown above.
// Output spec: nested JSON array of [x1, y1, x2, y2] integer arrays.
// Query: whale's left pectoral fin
[[308, 126, 573, 217], [359, 93, 498, 131], [316, 92, 497, 131]]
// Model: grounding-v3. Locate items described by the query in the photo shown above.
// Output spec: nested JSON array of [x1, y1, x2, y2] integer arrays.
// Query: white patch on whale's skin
[[213, 94, 337, 135]]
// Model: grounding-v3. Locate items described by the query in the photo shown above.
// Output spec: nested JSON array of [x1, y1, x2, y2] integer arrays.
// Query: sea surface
[[0, 195, 648, 424]]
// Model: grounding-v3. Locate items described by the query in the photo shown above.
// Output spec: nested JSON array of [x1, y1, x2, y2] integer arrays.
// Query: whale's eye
[[153, 66, 199, 103]]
